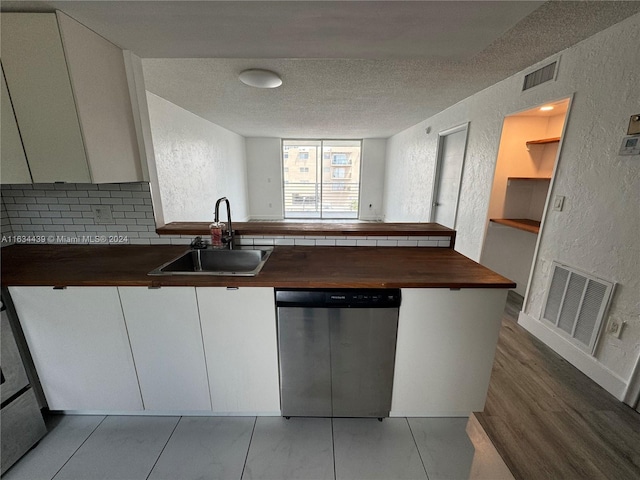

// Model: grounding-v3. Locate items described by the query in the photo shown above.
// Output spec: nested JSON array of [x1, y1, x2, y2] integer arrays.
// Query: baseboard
[[389, 411, 470, 418], [518, 311, 628, 400], [55, 410, 282, 416]]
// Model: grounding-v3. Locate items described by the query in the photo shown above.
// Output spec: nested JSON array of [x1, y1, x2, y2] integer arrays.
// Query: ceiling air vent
[[522, 60, 558, 91], [542, 261, 615, 354]]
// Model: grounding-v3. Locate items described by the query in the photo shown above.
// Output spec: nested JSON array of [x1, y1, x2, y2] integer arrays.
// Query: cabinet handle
[[53, 286, 67, 290], [226, 287, 239, 291]]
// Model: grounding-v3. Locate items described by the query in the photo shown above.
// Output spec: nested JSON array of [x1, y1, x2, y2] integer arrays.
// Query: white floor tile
[[148, 416, 254, 480], [3, 415, 104, 480], [242, 417, 334, 480], [4, 413, 511, 480], [333, 418, 428, 480], [408, 417, 474, 480], [53, 415, 179, 480]]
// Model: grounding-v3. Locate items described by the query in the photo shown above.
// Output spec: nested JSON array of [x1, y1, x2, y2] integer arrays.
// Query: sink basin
[[148, 247, 273, 276]]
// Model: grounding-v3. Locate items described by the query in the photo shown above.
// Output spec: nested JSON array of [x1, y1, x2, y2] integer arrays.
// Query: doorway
[[430, 123, 469, 229], [480, 98, 571, 297]]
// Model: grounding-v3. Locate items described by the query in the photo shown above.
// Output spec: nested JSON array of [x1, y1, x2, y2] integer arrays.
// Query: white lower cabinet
[[8, 287, 143, 411], [118, 287, 211, 411], [391, 288, 508, 417], [197, 287, 280, 415]]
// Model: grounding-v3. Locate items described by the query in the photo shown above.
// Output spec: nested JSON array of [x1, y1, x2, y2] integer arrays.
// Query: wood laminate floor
[[476, 293, 640, 480]]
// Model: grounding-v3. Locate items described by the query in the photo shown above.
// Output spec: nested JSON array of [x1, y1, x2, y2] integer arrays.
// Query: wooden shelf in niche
[[526, 137, 560, 147], [507, 177, 551, 181], [490, 218, 540, 234]]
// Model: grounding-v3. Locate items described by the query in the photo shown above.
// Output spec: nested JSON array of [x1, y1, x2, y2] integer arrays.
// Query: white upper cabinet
[[0, 69, 31, 183], [1, 13, 90, 183], [56, 12, 144, 183], [0, 12, 145, 184]]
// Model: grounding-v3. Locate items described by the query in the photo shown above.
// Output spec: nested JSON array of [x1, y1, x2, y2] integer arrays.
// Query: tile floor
[[4, 414, 513, 480]]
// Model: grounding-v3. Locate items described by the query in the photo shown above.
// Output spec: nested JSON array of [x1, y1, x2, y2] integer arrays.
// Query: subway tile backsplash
[[236, 235, 450, 248], [0, 182, 186, 246], [1, 183, 451, 248]]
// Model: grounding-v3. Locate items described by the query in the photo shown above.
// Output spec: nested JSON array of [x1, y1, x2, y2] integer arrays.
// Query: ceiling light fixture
[[239, 69, 282, 89], [540, 105, 554, 111]]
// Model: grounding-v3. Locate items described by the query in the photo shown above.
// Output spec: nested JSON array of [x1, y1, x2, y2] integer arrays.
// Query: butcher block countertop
[[158, 221, 455, 239], [1, 245, 514, 289]]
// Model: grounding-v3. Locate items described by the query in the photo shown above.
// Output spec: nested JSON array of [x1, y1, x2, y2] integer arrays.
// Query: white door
[[430, 123, 469, 228]]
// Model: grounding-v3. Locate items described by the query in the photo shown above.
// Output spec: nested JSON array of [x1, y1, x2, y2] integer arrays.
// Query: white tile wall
[[0, 183, 187, 246], [1, 199, 14, 245], [238, 234, 451, 248]]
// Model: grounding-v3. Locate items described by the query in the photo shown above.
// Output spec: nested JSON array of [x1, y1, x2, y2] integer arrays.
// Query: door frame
[[520, 95, 573, 305], [429, 122, 469, 228]]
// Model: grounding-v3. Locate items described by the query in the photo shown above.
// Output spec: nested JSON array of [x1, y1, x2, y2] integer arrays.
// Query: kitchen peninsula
[[1, 230, 514, 418]]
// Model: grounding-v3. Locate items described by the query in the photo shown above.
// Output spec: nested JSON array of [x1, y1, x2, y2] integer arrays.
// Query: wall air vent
[[542, 261, 615, 354], [522, 60, 558, 91]]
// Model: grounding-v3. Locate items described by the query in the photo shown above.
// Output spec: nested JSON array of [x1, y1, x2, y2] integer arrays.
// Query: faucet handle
[[190, 236, 208, 249]]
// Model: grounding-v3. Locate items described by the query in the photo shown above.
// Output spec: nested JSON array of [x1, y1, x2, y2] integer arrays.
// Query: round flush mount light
[[239, 69, 282, 89], [540, 105, 554, 111]]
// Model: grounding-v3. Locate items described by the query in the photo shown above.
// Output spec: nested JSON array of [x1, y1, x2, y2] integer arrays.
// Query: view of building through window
[[282, 140, 362, 219]]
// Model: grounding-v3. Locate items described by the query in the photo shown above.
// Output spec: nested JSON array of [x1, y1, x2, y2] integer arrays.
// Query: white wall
[[482, 223, 537, 297], [383, 14, 640, 392], [359, 138, 386, 220], [146, 92, 249, 223], [245, 137, 386, 220], [245, 138, 284, 220]]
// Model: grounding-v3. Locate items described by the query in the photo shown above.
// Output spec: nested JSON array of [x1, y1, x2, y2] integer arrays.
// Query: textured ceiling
[[3, 1, 640, 138]]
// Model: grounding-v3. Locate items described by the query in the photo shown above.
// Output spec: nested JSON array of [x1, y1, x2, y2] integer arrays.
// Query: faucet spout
[[214, 197, 234, 249]]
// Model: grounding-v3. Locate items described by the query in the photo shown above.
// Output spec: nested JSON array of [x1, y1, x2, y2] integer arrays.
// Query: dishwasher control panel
[[275, 289, 401, 308]]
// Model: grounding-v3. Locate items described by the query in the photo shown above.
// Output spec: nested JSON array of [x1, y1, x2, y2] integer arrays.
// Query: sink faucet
[[214, 197, 234, 249]]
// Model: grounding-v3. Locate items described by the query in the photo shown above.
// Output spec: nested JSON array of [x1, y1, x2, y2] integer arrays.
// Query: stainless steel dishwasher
[[275, 289, 401, 418]]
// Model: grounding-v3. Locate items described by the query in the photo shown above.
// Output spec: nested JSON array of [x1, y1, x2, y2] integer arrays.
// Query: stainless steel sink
[[148, 247, 273, 276]]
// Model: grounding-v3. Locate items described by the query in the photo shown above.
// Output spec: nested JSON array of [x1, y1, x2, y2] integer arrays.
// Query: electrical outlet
[[607, 319, 624, 339], [553, 195, 565, 212], [91, 205, 114, 224]]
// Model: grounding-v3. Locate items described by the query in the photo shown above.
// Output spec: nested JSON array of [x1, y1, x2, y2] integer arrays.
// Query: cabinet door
[[118, 287, 211, 411], [391, 288, 507, 417], [197, 287, 280, 414], [8, 287, 142, 411], [1, 14, 90, 183], [57, 12, 144, 183], [0, 68, 31, 184]]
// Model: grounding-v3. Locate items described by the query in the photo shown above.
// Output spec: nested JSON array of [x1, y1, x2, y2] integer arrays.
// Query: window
[[332, 154, 351, 165], [332, 167, 347, 179], [282, 139, 362, 219]]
